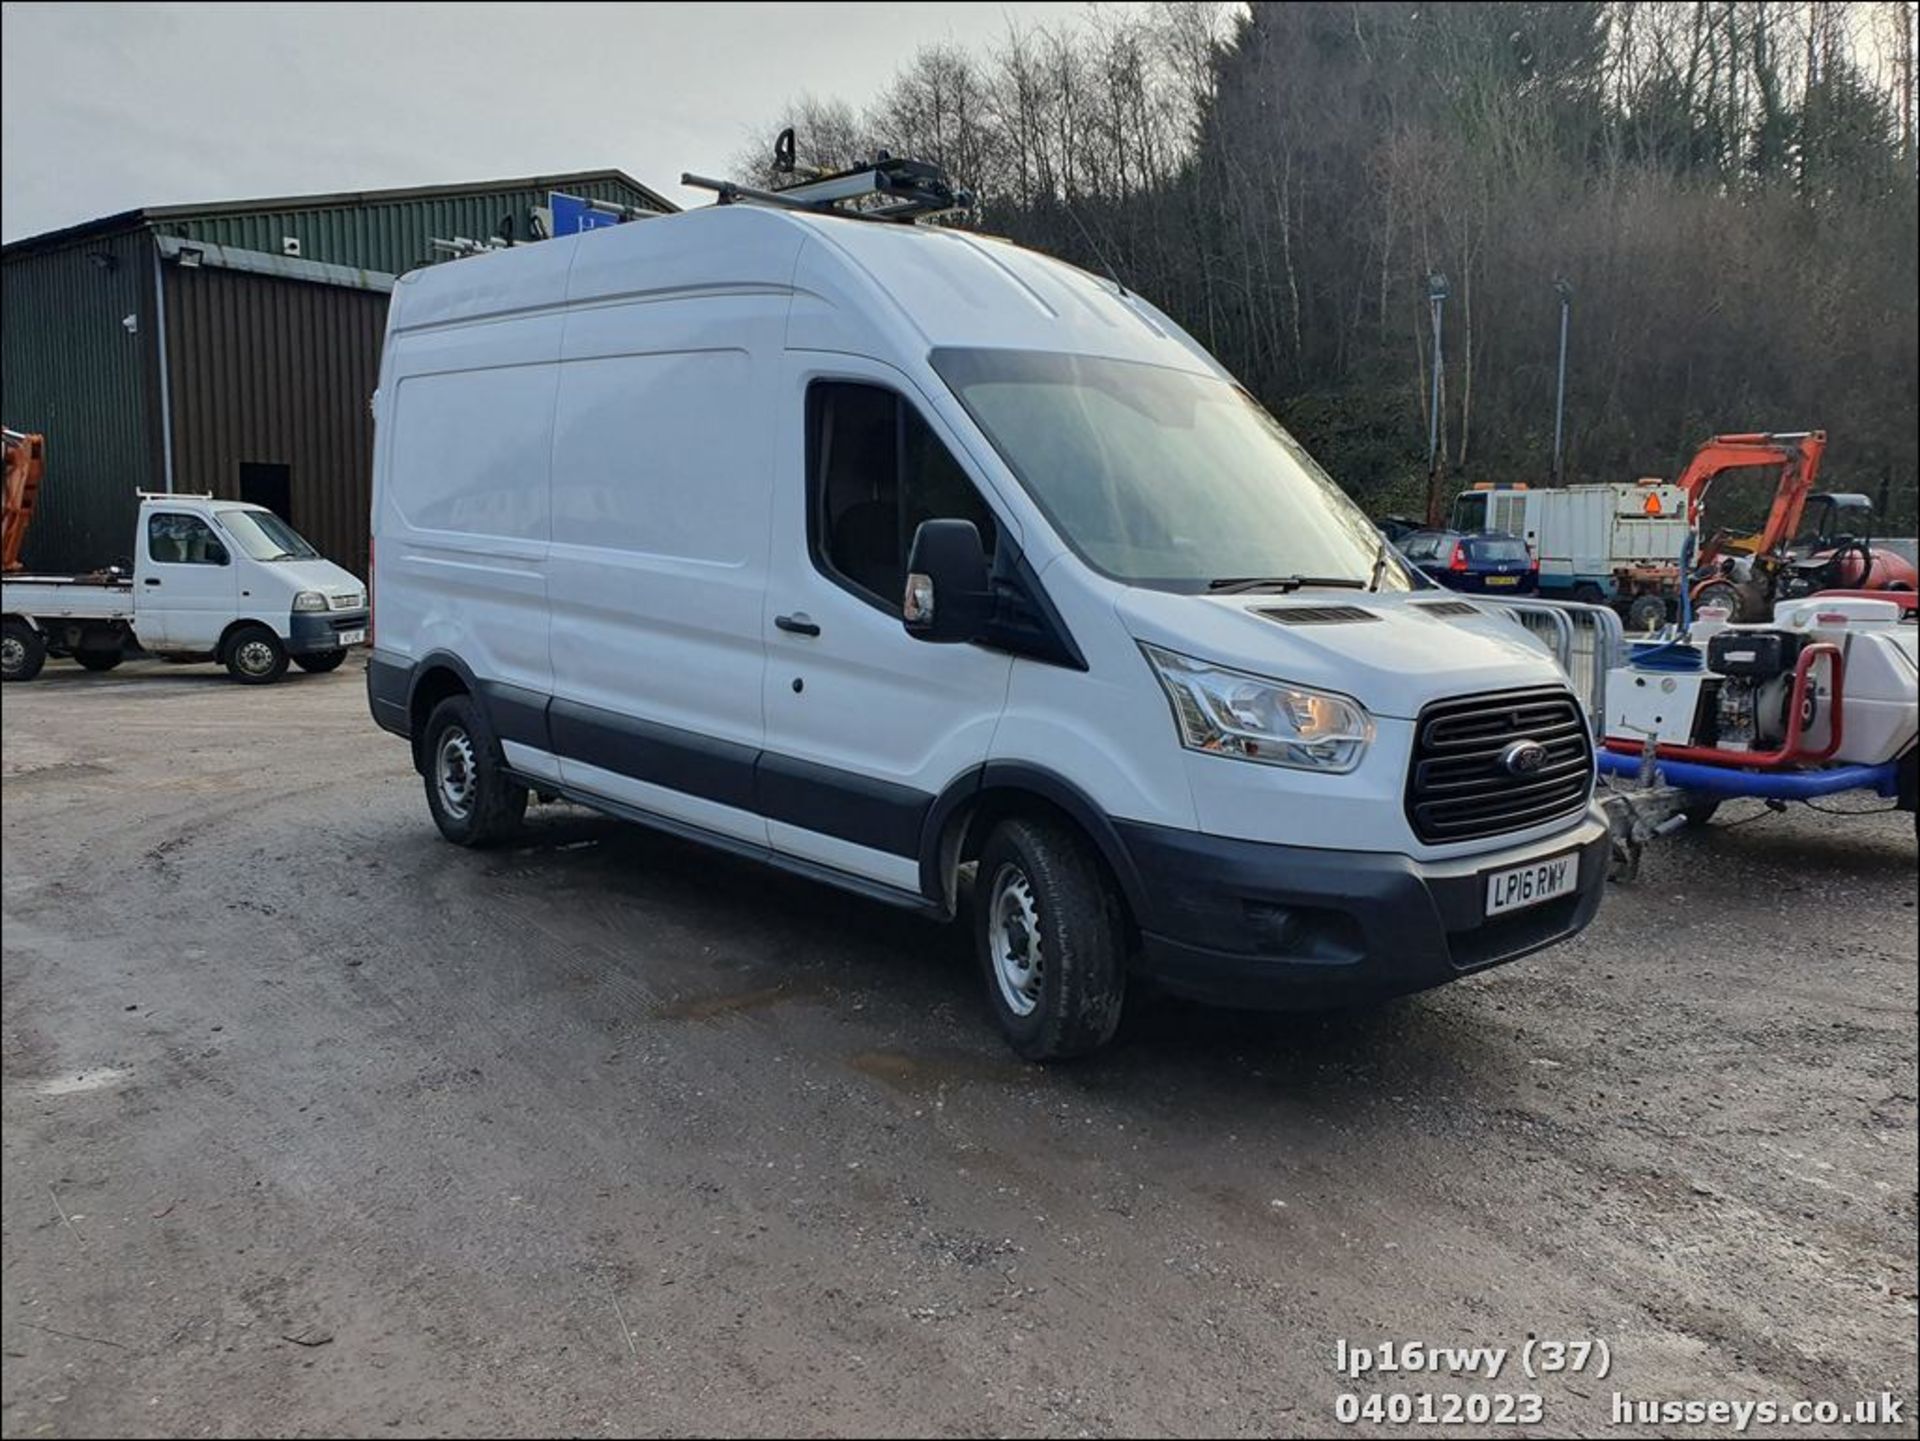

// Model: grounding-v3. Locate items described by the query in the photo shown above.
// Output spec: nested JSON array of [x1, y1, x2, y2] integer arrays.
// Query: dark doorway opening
[[239, 462, 292, 523]]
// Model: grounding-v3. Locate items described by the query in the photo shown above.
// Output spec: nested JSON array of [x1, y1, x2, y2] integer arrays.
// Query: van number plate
[[1485, 852, 1579, 916], [337, 628, 366, 647]]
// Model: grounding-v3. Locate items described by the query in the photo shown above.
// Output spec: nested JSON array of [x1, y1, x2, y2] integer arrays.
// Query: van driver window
[[148, 512, 226, 565], [808, 381, 997, 612]]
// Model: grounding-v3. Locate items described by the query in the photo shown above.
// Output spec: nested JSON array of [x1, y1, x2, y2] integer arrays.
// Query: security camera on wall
[[121, 313, 138, 334]]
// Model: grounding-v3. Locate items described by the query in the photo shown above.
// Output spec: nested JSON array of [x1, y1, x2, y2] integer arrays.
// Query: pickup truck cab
[[2, 494, 367, 684]]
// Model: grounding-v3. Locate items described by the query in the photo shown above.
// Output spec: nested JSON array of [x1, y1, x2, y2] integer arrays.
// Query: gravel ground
[[3, 657, 1915, 1439]]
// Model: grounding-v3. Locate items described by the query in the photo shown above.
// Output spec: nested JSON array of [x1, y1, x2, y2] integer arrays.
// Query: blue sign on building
[[547, 192, 623, 238]]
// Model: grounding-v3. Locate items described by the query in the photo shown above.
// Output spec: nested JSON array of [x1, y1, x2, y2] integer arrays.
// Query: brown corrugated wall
[[162, 265, 387, 579]]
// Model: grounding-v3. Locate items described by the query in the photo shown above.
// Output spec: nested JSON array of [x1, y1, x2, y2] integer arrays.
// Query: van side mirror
[[207, 539, 230, 565], [903, 519, 991, 643]]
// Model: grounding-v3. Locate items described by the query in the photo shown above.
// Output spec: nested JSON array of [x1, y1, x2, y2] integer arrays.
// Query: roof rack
[[682, 137, 972, 225]]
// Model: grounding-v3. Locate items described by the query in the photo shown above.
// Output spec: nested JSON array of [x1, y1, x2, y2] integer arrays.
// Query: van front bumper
[[287, 608, 369, 655], [1119, 807, 1609, 1009]]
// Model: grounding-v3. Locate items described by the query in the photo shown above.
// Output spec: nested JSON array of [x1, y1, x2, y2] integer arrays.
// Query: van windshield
[[931, 348, 1407, 593], [217, 508, 319, 561]]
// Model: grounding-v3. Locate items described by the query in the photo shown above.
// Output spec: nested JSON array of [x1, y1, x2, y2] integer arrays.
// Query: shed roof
[[2, 169, 677, 258]]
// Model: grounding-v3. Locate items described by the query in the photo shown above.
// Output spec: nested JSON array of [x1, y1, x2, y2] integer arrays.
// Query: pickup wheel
[[975, 817, 1126, 1061], [1693, 579, 1746, 621], [75, 649, 124, 672], [223, 624, 288, 684], [3, 620, 47, 682], [1626, 593, 1669, 633], [294, 650, 348, 674], [422, 695, 527, 847]]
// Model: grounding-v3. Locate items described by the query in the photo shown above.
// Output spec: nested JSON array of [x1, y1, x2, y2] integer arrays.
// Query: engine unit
[[1605, 598, 1917, 764]]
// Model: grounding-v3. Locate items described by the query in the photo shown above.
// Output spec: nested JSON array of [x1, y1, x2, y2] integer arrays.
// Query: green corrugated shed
[[3, 170, 673, 574], [151, 172, 665, 276], [0, 225, 159, 571]]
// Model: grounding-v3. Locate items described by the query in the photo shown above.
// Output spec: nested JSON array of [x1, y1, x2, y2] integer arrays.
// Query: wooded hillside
[[745, 2, 1919, 527]]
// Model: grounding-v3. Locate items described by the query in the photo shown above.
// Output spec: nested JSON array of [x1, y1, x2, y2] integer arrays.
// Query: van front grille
[[1406, 688, 1592, 844]]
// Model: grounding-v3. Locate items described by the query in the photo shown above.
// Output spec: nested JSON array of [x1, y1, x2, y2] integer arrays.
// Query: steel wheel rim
[[988, 862, 1044, 1017], [1696, 583, 1740, 615], [235, 638, 277, 675], [436, 727, 477, 820], [1, 635, 23, 674]]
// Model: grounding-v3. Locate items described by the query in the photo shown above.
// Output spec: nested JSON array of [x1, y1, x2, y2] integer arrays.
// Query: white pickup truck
[[3, 494, 367, 684]]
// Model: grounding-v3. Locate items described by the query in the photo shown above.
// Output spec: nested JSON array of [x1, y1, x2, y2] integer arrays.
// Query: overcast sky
[[1, 1, 1134, 243]]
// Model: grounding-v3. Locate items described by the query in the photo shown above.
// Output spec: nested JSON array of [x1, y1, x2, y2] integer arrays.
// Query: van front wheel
[[422, 695, 527, 847], [975, 817, 1126, 1061]]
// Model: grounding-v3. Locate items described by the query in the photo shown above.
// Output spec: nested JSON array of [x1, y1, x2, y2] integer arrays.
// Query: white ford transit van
[[367, 199, 1608, 1058]]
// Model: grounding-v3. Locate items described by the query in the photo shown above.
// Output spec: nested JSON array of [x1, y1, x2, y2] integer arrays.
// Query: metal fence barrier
[[1473, 596, 1625, 737]]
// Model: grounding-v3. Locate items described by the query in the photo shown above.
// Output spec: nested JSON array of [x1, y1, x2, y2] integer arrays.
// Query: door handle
[[144, 577, 161, 586], [774, 612, 820, 637]]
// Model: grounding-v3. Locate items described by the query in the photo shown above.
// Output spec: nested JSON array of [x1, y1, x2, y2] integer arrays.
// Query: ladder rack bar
[[680, 174, 821, 212]]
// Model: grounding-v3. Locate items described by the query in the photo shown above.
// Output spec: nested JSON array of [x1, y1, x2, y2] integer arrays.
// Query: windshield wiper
[[1368, 540, 1392, 592], [1206, 575, 1368, 595]]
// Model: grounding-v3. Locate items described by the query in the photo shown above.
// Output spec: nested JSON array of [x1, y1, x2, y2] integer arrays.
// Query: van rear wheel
[[422, 694, 527, 847], [974, 817, 1126, 1061], [75, 649, 123, 672]]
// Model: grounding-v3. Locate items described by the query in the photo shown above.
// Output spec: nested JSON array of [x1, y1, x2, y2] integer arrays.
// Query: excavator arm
[[1678, 430, 1826, 563], [2, 429, 47, 574]]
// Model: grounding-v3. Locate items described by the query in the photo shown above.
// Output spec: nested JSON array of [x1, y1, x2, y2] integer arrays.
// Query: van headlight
[[292, 591, 328, 612], [1140, 644, 1373, 773]]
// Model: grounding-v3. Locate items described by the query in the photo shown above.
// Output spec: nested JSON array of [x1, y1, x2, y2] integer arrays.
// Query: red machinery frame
[[1601, 642, 1845, 770]]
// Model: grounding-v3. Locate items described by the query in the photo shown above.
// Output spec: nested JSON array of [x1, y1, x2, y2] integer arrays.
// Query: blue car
[[1400, 530, 1538, 595]]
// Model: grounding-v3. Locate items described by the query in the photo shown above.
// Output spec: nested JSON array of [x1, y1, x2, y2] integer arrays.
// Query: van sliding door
[[546, 331, 775, 846]]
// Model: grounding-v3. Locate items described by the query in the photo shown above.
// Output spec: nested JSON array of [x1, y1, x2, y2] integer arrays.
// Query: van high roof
[[386, 204, 1223, 380]]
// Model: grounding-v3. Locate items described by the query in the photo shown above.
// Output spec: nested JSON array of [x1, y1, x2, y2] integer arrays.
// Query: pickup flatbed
[[2, 574, 137, 623]]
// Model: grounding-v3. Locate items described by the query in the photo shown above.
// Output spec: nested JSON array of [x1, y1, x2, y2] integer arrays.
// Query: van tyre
[[423, 694, 527, 847], [2, 620, 46, 682], [975, 817, 1126, 1061], [75, 649, 123, 672], [224, 624, 288, 684], [295, 650, 348, 674]]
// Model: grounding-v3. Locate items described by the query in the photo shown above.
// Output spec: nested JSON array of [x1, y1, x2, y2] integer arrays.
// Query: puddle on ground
[[34, 1066, 129, 1096], [845, 1049, 1034, 1093], [650, 982, 811, 1021]]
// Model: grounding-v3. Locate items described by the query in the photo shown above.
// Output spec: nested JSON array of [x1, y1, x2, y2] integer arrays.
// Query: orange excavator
[[2, 428, 46, 573], [1676, 430, 1916, 620]]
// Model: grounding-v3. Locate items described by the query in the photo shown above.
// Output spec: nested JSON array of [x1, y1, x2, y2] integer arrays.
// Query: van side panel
[[378, 314, 562, 716], [545, 295, 789, 846]]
